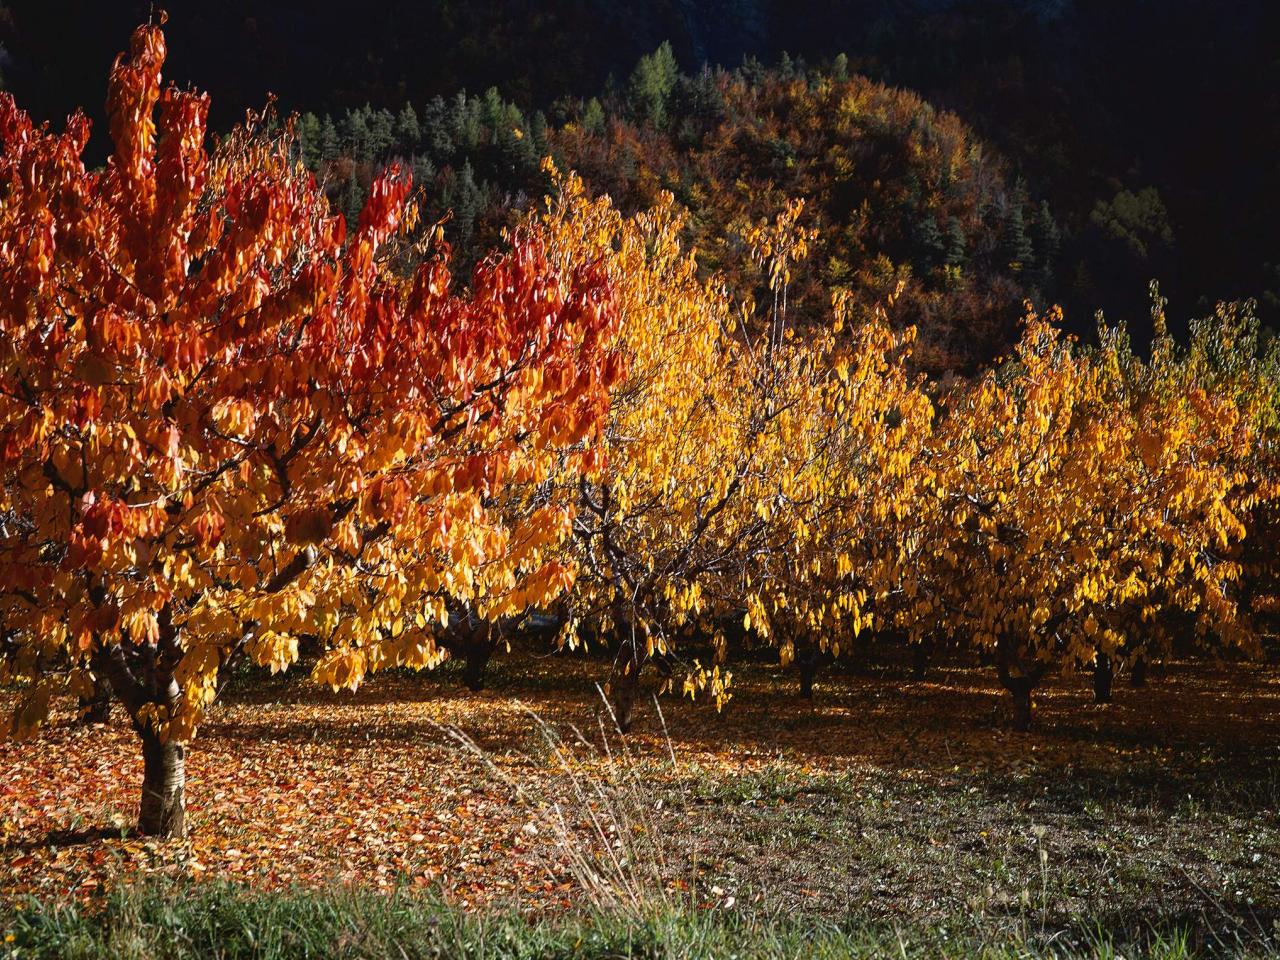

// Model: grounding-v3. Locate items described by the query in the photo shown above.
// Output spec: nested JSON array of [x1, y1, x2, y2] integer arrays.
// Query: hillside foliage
[[294, 54, 1052, 372]]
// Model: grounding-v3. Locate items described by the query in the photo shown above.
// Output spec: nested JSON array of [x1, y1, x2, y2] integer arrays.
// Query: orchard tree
[[752, 290, 934, 698], [531, 173, 934, 725], [530, 171, 828, 728], [920, 308, 1265, 729], [0, 21, 620, 837], [1175, 300, 1280, 657], [1085, 292, 1280, 697]]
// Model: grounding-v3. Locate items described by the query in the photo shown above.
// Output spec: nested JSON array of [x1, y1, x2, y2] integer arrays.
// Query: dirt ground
[[2, 652, 1278, 947]]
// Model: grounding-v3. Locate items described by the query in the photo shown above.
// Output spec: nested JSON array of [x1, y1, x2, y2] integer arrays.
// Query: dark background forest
[[2, 0, 1278, 363]]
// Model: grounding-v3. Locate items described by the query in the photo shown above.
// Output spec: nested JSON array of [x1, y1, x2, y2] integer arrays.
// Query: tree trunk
[[797, 651, 819, 699], [610, 639, 642, 733], [462, 640, 494, 692], [1093, 650, 1113, 704], [798, 661, 816, 698], [440, 605, 498, 692], [139, 732, 186, 839], [1129, 654, 1148, 688], [1007, 677, 1034, 732], [996, 640, 1041, 732], [797, 645, 834, 698], [77, 677, 112, 725], [461, 623, 495, 692], [912, 638, 934, 681]]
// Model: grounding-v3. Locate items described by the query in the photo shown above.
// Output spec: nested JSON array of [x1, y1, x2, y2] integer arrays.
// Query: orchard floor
[[3, 653, 1279, 954]]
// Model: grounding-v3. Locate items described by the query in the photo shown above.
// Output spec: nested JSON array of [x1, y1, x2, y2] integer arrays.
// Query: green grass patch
[[1, 879, 1270, 960]]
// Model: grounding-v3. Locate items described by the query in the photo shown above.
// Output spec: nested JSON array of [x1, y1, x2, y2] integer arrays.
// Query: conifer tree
[[296, 111, 322, 168], [628, 42, 678, 128], [369, 107, 395, 157], [946, 220, 968, 268], [397, 102, 421, 148], [582, 97, 606, 135], [319, 115, 339, 162], [344, 108, 370, 163]]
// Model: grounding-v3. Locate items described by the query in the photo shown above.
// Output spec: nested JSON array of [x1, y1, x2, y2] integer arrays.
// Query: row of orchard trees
[[2, 21, 1277, 840], [524, 174, 1279, 733]]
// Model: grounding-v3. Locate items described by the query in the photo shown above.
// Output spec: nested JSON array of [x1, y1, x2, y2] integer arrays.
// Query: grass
[[0, 878, 1253, 959]]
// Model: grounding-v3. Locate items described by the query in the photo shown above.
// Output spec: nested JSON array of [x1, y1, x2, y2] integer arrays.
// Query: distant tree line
[[296, 46, 1062, 371]]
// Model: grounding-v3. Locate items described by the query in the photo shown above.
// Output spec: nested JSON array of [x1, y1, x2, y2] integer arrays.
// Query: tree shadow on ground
[[217, 653, 1278, 751], [6, 825, 125, 853], [205, 652, 1280, 818]]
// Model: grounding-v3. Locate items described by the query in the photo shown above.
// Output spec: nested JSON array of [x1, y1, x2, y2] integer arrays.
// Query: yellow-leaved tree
[[912, 305, 1266, 729], [744, 288, 934, 697], [527, 172, 836, 727], [528, 170, 948, 727], [1081, 290, 1280, 698]]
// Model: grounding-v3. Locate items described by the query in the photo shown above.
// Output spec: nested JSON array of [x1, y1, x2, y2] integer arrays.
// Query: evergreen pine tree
[[1004, 203, 1034, 270], [397, 103, 421, 149], [451, 92, 482, 151], [296, 112, 322, 169], [482, 87, 506, 134], [582, 97, 606, 135], [509, 105, 538, 171], [319, 116, 339, 164], [916, 213, 946, 267], [946, 220, 968, 268], [344, 108, 370, 163], [369, 108, 395, 158], [422, 96, 453, 158], [1032, 200, 1061, 284], [681, 65, 726, 125], [530, 110, 549, 153], [453, 160, 483, 247], [739, 54, 766, 87], [342, 174, 365, 228], [628, 41, 678, 128], [412, 155, 436, 189]]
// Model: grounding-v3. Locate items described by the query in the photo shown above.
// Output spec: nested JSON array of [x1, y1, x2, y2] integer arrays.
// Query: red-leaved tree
[[0, 20, 621, 837]]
